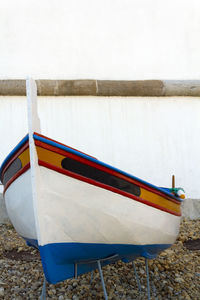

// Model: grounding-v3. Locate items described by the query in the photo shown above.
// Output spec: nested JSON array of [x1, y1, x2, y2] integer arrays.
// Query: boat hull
[[4, 165, 180, 283], [0, 79, 183, 284]]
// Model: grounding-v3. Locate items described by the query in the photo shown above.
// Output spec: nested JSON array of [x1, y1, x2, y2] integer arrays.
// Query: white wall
[[0, 96, 199, 199], [0, 1, 200, 200], [0, 0, 200, 80]]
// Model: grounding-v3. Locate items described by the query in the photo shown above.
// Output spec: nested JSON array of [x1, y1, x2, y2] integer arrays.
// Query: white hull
[[5, 169, 36, 240], [5, 166, 180, 247]]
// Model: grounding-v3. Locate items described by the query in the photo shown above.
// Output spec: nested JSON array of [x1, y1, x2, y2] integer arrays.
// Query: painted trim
[[33, 133, 180, 202], [1, 138, 180, 215], [0, 132, 182, 216], [35, 132, 97, 160], [35, 141, 181, 211], [38, 160, 180, 216], [36, 140, 179, 205]]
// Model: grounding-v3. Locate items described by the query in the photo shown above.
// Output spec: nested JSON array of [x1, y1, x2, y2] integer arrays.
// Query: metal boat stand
[[40, 275, 46, 300], [74, 254, 118, 300], [132, 258, 157, 300], [145, 258, 151, 300], [90, 270, 94, 284], [132, 261, 142, 294], [39, 255, 117, 300], [40, 256, 156, 300]]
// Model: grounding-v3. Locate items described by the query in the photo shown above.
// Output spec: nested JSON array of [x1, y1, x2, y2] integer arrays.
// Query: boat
[[0, 79, 185, 284]]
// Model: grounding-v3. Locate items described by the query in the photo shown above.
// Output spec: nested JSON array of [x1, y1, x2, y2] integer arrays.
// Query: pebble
[[0, 287, 4, 296], [0, 218, 199, 299], [73, 281, 78, 288], [174, 277, 184, 283]]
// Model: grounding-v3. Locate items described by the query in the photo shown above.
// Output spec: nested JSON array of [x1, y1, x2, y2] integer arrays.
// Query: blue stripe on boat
[[24, 237, 171, 284], [33, 134, 180, 202]]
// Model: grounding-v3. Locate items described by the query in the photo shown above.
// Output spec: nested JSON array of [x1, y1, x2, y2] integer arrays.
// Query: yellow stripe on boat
[[140, 189, 180, 214], [18, 148, 30, 167], [36, 146, 65, 168], [35, 146, 180, 215]]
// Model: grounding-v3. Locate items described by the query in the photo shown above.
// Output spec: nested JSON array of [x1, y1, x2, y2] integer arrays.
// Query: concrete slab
[[0, 192, 10, 224], [182, 198, 200, 220]]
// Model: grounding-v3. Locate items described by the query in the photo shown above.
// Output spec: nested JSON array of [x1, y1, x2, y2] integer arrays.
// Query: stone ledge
[[0, 80, 200, 96]]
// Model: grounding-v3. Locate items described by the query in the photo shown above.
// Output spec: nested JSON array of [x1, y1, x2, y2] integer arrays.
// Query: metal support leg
[[40, 277, 46, 300], [75, 255, 117, 299], [145, 258, 150, 300], [90, 270, 94, 284], [97, 260, 108, 300], [132, 261, 142, 294], [74, 263, 78, 279]]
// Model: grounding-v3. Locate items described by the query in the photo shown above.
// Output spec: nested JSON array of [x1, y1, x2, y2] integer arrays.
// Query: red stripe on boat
[[38, 160, 181, 217], [35, 140, 179, 205], [34, 132, 97, 160]]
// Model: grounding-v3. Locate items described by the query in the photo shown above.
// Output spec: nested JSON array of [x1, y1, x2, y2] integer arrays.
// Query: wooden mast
[[172, 175, 175, 189]]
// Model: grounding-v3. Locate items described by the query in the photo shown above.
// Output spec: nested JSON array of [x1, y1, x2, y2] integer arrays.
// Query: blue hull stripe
[[25, 238, 171, 284]]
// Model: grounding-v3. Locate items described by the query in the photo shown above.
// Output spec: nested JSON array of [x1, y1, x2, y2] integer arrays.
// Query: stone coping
[[0, 80, 200, 96]]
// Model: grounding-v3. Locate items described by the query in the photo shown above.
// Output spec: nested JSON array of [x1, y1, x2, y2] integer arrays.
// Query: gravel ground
[[0, 218, 199, 300]]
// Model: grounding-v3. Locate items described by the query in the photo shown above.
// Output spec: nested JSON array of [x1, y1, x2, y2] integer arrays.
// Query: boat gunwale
[[38, 159, 181, 216], [1, 150, 181, 216], [33, 133, 181, 203], [35, 140, 180, 207], [0, 132, 182, 204]]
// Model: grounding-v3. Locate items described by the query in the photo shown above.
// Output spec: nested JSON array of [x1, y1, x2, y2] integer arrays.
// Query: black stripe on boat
[[61, 157, 141, 197], [2, 158, 22, 185]]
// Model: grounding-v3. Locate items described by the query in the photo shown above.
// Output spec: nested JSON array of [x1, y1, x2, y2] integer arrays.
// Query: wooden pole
[[172, 175, 175, 189]]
